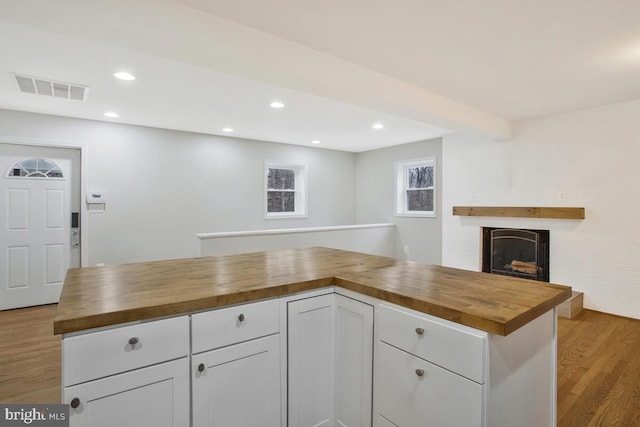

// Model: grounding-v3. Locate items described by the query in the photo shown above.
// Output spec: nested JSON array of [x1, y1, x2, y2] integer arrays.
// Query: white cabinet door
[[374, 342, 483, 427], [287, 294, 335, 427], [192, 334, 281, 427], [288, 293, 374, 427], [335, 294, 373, 427], [64, 358, 189, 427]]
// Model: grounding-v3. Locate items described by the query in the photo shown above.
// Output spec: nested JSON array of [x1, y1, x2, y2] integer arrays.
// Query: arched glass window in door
[[6, 157, 65, 179]]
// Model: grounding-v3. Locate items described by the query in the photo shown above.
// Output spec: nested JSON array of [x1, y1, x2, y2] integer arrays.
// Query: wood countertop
[[335, 262, 570, 335], [53, 247, 571, 336]]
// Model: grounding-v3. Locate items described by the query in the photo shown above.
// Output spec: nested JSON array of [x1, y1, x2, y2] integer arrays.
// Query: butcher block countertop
[[53, 247, 571, 336]]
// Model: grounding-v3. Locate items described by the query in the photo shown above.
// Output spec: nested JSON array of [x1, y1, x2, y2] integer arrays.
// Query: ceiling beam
[[0, 0, 512, 140]]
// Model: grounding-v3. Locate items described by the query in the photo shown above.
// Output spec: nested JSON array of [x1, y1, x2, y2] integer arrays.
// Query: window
[[265, 163, 307, 218], [6, 157, 64, 179], [395, 157, 436, 217]]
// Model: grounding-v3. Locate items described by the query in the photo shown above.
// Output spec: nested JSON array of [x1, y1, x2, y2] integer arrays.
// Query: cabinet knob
[[415, 327, 425, 336], [415, 369, 425, 377], [128, 337, 139, 346], [70, 397, 80, 409], [238, 313, 245, 322], [198, 363, 205, 373]]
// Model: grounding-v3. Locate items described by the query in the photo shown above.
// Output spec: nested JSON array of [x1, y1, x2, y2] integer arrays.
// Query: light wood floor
[[557, 309, 640, 426], [0, 304, 60, 403], [1, 304, 639, 425]]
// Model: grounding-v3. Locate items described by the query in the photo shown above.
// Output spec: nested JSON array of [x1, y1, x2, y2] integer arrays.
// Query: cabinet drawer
[[377, 303, 486, 383], [192, 298, 279, 354], [374, 341, 483, 427], [63, 316, 189, 386]]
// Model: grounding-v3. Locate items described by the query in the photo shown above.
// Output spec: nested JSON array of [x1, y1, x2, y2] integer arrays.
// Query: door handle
[[71, 212, 80, 248]]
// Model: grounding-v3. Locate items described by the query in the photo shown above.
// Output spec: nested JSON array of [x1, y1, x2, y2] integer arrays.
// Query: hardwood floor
[[0, 304, 60, 404], [1, 304, 638, 426], [557, 309, 640, 426]]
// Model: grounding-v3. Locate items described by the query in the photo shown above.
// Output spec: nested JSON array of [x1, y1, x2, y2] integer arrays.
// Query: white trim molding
[[197, 223, 397, 258], [197, 223, 394, 239]]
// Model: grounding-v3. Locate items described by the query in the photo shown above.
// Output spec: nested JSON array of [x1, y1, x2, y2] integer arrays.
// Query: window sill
[[395, 213, 437, 218], [265, 213, 308, 219]]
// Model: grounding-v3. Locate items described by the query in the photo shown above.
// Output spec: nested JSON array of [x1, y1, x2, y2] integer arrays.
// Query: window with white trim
[[6, 157, 64, 179], [265, 163, 307, 218], [395, 157, 436, 217]]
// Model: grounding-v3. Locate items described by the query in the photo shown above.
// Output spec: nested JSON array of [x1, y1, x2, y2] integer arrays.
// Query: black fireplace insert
[[481, 227, 549, 282]]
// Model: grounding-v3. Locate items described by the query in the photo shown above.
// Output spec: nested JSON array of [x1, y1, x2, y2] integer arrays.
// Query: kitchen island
[[55, 247, 571, 427]]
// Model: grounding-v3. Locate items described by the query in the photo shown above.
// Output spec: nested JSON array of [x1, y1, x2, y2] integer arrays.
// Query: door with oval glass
[[0, 143, 80, 310]]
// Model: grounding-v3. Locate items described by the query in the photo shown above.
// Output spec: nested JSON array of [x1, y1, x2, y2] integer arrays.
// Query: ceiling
[[1, 0, 639, 152]]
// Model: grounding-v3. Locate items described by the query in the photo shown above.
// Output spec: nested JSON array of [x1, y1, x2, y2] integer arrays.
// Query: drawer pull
[[128, 337, 139, 346], [415, 327, 425, 336], [70, 397, 80, 409], [238, 313, 245, 322], [198, 363, 205, 373], [415, 369, 425, 377]]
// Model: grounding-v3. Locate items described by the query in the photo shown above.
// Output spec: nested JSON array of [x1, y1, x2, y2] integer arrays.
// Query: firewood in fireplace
[[508, 260, 539, 275]]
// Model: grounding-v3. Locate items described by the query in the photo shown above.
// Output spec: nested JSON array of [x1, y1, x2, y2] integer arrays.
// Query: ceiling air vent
[[14, 74, 88, 101]]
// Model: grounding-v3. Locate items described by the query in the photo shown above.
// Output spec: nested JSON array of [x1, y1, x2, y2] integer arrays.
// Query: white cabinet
[[288, 293, 335, 427], [373, 301, 558, 427], [191, 298, 279, 354], [64, 358, 189, 427], [335, 294, 374, 427], [63, 316, 190, 427], [376, 303, 486, 383], [374, 303, 485, 427], [192, 335, 281, 427], [374, 342, 482, 427], [287, 292, 373, 427], [191, 298, 281, 427], [61, 288, 557, 427]]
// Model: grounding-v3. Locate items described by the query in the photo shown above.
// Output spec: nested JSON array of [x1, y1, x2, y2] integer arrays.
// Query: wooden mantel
[[452, 206, 585, 220]]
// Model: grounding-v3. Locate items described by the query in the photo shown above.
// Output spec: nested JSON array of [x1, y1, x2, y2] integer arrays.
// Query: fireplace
[[481, 228, 549, 282]]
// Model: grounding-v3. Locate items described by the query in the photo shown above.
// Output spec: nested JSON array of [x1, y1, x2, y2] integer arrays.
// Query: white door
[[0, 144, 80, 310]]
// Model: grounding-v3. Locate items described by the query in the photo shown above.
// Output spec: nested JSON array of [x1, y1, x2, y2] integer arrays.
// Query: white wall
[[0, 109, 357, 265], [442, 99, 640, 320], [199, 224, 396, 257], [356, 138, 442, 264]]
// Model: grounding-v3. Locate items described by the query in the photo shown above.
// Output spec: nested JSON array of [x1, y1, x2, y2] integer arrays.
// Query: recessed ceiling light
[[270, 101, 285, 109], [104, 111, 119, 118], [114, 72, 135, 81], [311, 140, 320, 144], [372, 123, 384, 130], [222, 128, 234, 133]]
